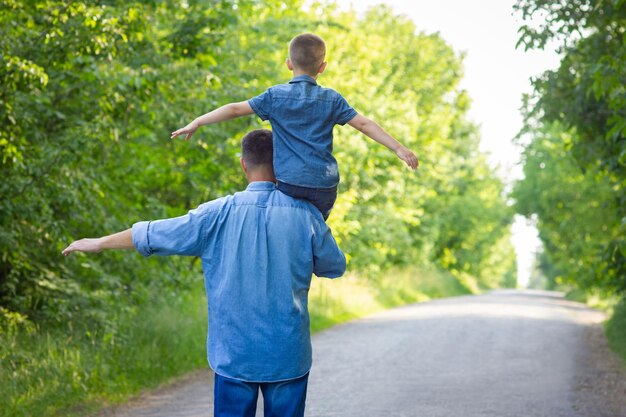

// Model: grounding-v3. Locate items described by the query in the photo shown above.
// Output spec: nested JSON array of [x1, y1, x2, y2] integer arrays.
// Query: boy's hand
[[347, 115, 419, 170], [396, 146, 419, 170], [171, 121, 199, 141]]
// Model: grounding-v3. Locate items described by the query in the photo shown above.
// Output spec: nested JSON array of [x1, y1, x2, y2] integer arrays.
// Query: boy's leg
[[214, 373, 259, 417], [276, 181, 337, 220], [260, 373, 309, 417], [311, 186, 337, 221]]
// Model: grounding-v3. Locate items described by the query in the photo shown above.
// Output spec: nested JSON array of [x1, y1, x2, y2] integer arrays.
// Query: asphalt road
[[98, 290, 617, 417]]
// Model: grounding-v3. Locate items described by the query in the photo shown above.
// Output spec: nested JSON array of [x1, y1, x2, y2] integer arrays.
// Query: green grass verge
[[309, 267, 471, 333], [1, 266, 470, 417], [1, 290, 208, 417], [606, 297, 626, 365]]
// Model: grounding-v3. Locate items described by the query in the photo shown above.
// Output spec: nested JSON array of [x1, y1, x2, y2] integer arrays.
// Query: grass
[[1, 266, 471, 417], [564, 289, 626, 367], [0, 289, 208, 417], [606, 297, 626, 365], [309, 266, 471, 333]]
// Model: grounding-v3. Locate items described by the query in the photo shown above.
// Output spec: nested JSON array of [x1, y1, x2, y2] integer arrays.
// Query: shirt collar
[[245, 181, 277, 191], [289, 74, 318, 85]]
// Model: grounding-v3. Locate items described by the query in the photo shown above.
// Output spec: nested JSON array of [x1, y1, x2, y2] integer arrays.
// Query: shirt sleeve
[[248, 88, 272, 121], [333, 94, 358, 126], [311, 218, 346, 278], [132, 201, 222, 258]]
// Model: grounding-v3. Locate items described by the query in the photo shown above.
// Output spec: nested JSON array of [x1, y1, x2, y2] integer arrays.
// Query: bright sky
[[335, 0, 560, 286]]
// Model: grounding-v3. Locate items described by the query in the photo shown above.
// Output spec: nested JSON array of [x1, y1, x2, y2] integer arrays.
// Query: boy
[[171, 33, 419, 219]]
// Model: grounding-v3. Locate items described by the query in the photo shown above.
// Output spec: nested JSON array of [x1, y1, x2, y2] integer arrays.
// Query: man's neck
[[246, 168, 276, 184], [248, 177, 275, 183]]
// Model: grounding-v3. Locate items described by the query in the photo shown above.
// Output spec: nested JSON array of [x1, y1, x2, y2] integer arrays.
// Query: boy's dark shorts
[[277, 181, 337, 221]]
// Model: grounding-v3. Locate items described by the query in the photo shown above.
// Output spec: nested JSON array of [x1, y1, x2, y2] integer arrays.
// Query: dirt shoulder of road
[[92, 368, 213, 417], [575, 322, 626, 417]]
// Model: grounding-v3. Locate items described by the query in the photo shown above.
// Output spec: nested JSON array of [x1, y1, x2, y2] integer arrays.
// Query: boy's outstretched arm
[[171, 101, 254, 141], [62, 229, 133, 256], [347, 114, 419, 170]]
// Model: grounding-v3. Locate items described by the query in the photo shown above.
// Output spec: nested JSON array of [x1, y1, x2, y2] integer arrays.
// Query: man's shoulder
[[183, 188, 326, 232], [227, 188, 319, 219], [193, 194, 232, 214], [268, 189, 323, 216]]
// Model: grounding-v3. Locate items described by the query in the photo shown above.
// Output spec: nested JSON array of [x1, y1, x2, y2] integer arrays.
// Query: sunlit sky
[[335, 0, 560, 286]]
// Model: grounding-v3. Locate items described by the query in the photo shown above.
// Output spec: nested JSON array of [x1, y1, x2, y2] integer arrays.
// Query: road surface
[[97, 290, 625, 417]]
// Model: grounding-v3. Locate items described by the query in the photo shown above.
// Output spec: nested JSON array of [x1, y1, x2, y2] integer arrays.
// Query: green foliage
[[317, 6, 515, 287], [1, 0, 514, 323], [514, 0, 626, 293], [1, 1, 516, 415], [513, 123, 620, 292], [1, 0, 202, 323], [0, 289, 207, 417], [606, 297, 626, 364], [309, 267, 470, 334]]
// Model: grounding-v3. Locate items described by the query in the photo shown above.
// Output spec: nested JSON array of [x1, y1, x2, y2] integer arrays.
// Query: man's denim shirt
[[248, 75, 358, 189], [132, 182, 346, 382]]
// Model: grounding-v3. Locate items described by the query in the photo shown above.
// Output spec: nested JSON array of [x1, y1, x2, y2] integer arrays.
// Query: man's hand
[[62, 238, 103, 256], [62, 229, 133, 257], [395, 146, 419, 170], [171, 120, 199, 141]]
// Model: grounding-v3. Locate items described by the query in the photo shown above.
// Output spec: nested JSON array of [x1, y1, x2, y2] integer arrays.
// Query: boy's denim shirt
[[249, 75, 358, 189], [132, 182, 346, 382]]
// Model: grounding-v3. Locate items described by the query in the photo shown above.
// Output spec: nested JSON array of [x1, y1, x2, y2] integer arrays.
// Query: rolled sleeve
[[334, 95, 358, 126], [132, 221, 153, 257], [312, 221, 346, 278], [248, 89, 272, 121], [130, 201, 222, 258]]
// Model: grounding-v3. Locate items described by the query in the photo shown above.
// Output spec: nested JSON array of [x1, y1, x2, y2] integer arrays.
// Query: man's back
[[63, 128, 347, 416], [132, 181, 345, 382]]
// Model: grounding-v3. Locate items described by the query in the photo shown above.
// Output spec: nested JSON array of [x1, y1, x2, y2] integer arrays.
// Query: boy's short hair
[[241, 129, 273, 166], [289, 33, 326, 75]]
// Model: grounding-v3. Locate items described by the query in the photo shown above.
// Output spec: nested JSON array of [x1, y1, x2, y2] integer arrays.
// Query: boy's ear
[[318, 61, 327, 75], [286, 58, 294, 71], [240, 158, 248, 175]]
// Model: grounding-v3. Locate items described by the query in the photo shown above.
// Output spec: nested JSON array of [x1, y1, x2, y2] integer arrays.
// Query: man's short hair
[[289, 33, 326, 75], [241, 129, 273, 166]]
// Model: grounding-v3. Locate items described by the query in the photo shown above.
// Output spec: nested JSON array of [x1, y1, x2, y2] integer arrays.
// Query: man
[[62, 129, 346, 417]]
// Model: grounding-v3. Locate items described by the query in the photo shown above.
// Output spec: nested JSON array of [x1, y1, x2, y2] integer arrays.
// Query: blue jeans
[[213, 372, 309, 417], [277, 181, 337, 220]]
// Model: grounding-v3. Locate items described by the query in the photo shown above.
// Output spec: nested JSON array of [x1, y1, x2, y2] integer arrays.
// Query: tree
[[513, 122, 619, 292], [515, 0, 626, 293], [0, 0, 515, 326]]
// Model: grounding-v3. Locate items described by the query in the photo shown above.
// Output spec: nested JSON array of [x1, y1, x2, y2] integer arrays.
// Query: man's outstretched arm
[[62, 229, 133, 256]]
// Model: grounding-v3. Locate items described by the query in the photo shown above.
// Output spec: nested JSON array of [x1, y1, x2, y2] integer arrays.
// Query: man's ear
[[318, 61, 327, 75], [240, 158, 247, 174], [286, 58, 294, 71]]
